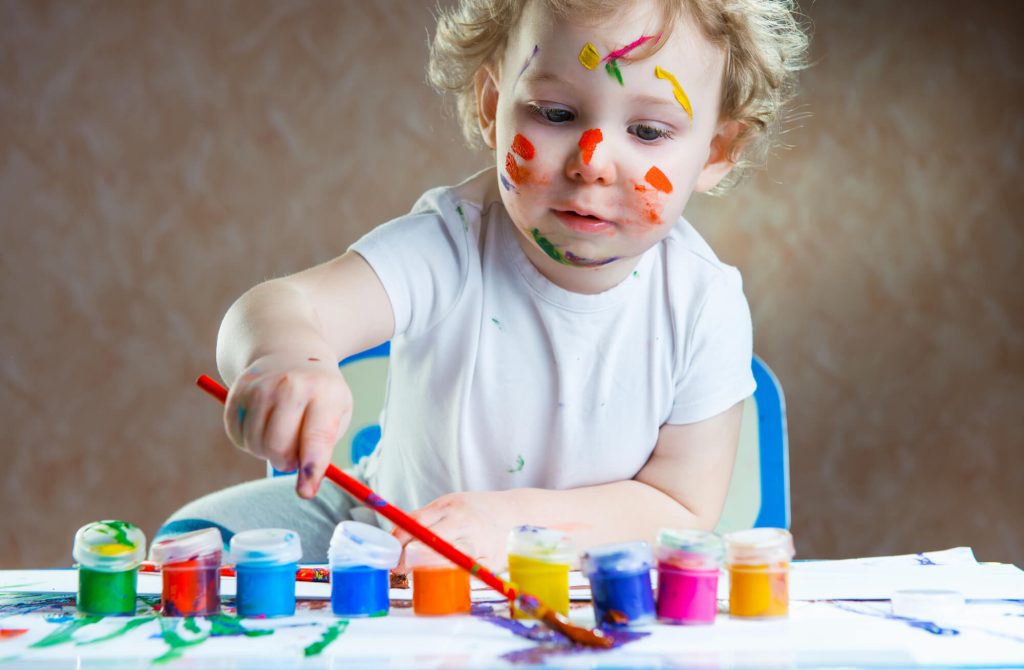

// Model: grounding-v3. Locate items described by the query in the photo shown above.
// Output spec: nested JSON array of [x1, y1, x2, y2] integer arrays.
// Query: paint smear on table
[[304, 620, 348, 657], [475, 615, 648, 664]]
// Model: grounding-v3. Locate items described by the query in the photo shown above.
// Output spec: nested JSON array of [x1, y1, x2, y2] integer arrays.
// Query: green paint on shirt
[[507, 454, 525, 473]]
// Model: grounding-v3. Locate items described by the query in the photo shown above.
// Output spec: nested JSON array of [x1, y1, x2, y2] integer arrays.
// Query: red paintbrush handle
[[196, 375, 228, 404]]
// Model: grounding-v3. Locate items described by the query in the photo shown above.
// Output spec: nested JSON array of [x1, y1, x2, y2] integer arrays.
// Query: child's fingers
[[260, 379, 308, 473], [294, 394, 348, 499]]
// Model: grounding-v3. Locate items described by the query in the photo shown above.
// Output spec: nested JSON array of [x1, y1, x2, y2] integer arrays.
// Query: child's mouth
[[553, 209, 614, 234]]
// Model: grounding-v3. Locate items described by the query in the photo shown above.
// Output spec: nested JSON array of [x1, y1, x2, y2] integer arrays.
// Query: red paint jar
[[150, 528, 223, 617]]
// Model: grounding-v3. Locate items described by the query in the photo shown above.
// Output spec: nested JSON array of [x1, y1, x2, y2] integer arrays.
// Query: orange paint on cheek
[[512, 133, 535, 160], [644, 166, 673, 193], [578, 128, 603, 165], [505, 152, 531, 185]]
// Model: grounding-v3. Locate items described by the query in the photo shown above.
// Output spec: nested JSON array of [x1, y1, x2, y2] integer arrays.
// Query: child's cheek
[[624, 166, 674, 228]]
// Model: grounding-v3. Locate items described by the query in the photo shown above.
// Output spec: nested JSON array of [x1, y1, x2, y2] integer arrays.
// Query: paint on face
[[578, 42, 601, 70], [578, 129, 603, 165], [604, 60, 623, 86], [517, 44, 540, 83], [654, 66, 693, 119], [532, 229, 570, 265], [564, 250, 619, 267], [505, 152, 531, 185], [500, 173, 517, 192], [531, 229, 617, 268], [644, 166, 673, 193], [602, 34, 660, 64], [512, 133, 536, 161]]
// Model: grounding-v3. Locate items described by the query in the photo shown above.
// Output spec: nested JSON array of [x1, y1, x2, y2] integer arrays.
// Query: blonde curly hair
[[427, 0, 810, 193]]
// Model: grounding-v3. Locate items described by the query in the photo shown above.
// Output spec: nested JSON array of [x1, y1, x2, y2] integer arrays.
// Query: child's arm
[[393, 401, 744, 570], [216, 251, 394, 498]]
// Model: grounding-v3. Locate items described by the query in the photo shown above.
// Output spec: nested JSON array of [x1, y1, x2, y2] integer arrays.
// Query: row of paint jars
[[507, 525, 795, 626]]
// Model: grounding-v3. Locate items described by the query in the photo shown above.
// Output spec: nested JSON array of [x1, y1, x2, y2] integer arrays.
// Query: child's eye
[[629, 123, 674, 142], [529, 104, 575, 124]]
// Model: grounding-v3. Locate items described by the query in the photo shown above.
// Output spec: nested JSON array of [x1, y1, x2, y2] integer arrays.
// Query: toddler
[[161, 0, 809, 570]]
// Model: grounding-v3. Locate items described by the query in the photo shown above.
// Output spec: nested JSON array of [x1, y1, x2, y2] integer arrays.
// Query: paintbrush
[[196, 374, 612, 648]]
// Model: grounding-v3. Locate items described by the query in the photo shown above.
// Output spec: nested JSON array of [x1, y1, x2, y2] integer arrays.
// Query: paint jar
[[724, 528, 795, 619], [654, 529, 724, 625], [580, 541, 655, 627], [73, 520, 146, 616], [327, 521, 401, 618], [150, 527, 223, 617], [406, 541, 471, 616], [229, 528, 302, 618], [507, 525, 574, 620]]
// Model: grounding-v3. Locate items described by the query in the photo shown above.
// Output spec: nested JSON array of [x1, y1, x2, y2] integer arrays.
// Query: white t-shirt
[[350, 168, 755, 513]]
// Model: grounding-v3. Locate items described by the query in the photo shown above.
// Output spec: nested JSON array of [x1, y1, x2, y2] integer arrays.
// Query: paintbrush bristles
[[514, 596, 614, 648]]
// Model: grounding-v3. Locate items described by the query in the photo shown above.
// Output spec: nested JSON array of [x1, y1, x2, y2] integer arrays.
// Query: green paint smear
[[456, 204, 468, 230], [95, 520, 135, 547], [208, 612, 273, 638], [531, 229, 571, 266], [30, 616, 102, 648], [77, 615, 156, 646], [605, 60, 624, 85], [304, 620, 348, 657], [153, 618, 209, 665], [507, 454, 525, 473]]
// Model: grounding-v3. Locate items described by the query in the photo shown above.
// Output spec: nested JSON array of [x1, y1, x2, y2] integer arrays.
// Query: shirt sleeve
[[667, 266, 757, 424], [348, 199, 472, 339]]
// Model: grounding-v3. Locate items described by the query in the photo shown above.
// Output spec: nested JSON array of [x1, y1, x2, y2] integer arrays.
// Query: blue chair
[[274, 347, 791, 534]]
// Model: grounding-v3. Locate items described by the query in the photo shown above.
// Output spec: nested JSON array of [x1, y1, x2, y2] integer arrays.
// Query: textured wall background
[[2, 1, 1021, 568]]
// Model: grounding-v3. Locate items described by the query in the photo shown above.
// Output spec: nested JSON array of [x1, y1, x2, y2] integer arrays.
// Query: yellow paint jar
[[507, 526, 574, 620], [724, 528, 795, 619]]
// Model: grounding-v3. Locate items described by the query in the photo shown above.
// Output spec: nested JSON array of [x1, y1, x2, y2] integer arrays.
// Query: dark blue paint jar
[[328, 521, 401, 618], [581, 541, 656, 627], [230, 529, 302, 618]]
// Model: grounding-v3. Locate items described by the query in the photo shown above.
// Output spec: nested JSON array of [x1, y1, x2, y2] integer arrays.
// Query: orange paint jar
[[407, 542, 471, 616], [724, 528, 794, 619]]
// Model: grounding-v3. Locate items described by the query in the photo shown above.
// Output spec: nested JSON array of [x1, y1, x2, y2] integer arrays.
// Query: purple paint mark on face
[[563, 250, 619, 267], [516, 44, 540, 83], [500, 173, 517, 192], [365, 493, 387, 508]]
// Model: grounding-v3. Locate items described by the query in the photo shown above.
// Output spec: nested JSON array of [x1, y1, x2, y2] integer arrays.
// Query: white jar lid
[[73, 520, 146, 572], [507, 525, 574, 564], [724, 528, 794, 565], [150, 528, 223, 566], [230, 529, 302, 567], [327, 521, 401, 570], [891, 589, 965, 620]]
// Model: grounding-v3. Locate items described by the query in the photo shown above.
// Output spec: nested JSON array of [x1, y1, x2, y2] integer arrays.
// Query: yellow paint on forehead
[[578, 42, 601, 70], [654, 66, 693, 119]]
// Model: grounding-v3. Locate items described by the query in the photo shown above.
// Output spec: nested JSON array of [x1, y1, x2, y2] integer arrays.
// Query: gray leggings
[[156, 473, 380, 563]]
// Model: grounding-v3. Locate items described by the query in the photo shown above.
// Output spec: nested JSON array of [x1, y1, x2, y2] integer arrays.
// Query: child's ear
[[694, 119, 743, 192], [475, 65, 500, 149]]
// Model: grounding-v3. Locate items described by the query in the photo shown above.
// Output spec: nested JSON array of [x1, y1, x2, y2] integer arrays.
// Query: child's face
[[478, 1, 737, 284]]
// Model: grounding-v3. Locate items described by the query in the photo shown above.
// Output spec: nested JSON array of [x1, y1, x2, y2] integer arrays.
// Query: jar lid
[[580, 541, 653, 576], [724, 528, 794, 564], [507, 526, 574, 564], [150, 528, 223, 566], [73, 520, 146, 572], [230, 529, 302, 567], [327, 521, 401, 570], [655, 529, 724, 567]]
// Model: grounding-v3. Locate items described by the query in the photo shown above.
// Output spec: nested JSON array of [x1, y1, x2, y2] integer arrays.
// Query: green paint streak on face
[[605, 60, 624, 85], [531, 229, 571, 265], [77, 616, 156, 646], [208, 613, 273, 638], [95, 521, 135, 547], [29, 616, 102, 648], [303, 620, 348, 657], [152, 617, 209, 665]]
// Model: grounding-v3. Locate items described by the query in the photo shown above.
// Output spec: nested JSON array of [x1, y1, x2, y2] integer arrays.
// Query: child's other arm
[[216, 251, 394, 498], [393, 401, 743, 571]]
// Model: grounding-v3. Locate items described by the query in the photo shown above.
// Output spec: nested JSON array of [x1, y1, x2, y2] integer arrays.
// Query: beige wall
[[2, 1, 1021, 568]]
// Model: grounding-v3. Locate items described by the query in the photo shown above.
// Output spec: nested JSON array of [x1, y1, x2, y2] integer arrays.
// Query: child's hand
[[393, 491, 515, 575], [223, 355, 353, 499]]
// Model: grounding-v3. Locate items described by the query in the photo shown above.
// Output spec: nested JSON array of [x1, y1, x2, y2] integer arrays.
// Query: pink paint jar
[[655, 529, 724, 625]]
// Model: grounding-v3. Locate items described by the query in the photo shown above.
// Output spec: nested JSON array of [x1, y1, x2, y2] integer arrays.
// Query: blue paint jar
[[327, 521, 401, 618], [229, 528, 302, 618], [580, 541, 655, 627]]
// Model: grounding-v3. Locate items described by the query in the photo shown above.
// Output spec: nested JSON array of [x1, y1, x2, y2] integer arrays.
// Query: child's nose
[[565, 129, 617, 185]]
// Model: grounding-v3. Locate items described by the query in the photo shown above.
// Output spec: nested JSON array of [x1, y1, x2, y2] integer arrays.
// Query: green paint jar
[[73, 520, 146, 616]]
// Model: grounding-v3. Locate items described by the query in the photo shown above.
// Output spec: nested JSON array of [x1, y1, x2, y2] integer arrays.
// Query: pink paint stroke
[[601, 34, 660, 64]]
